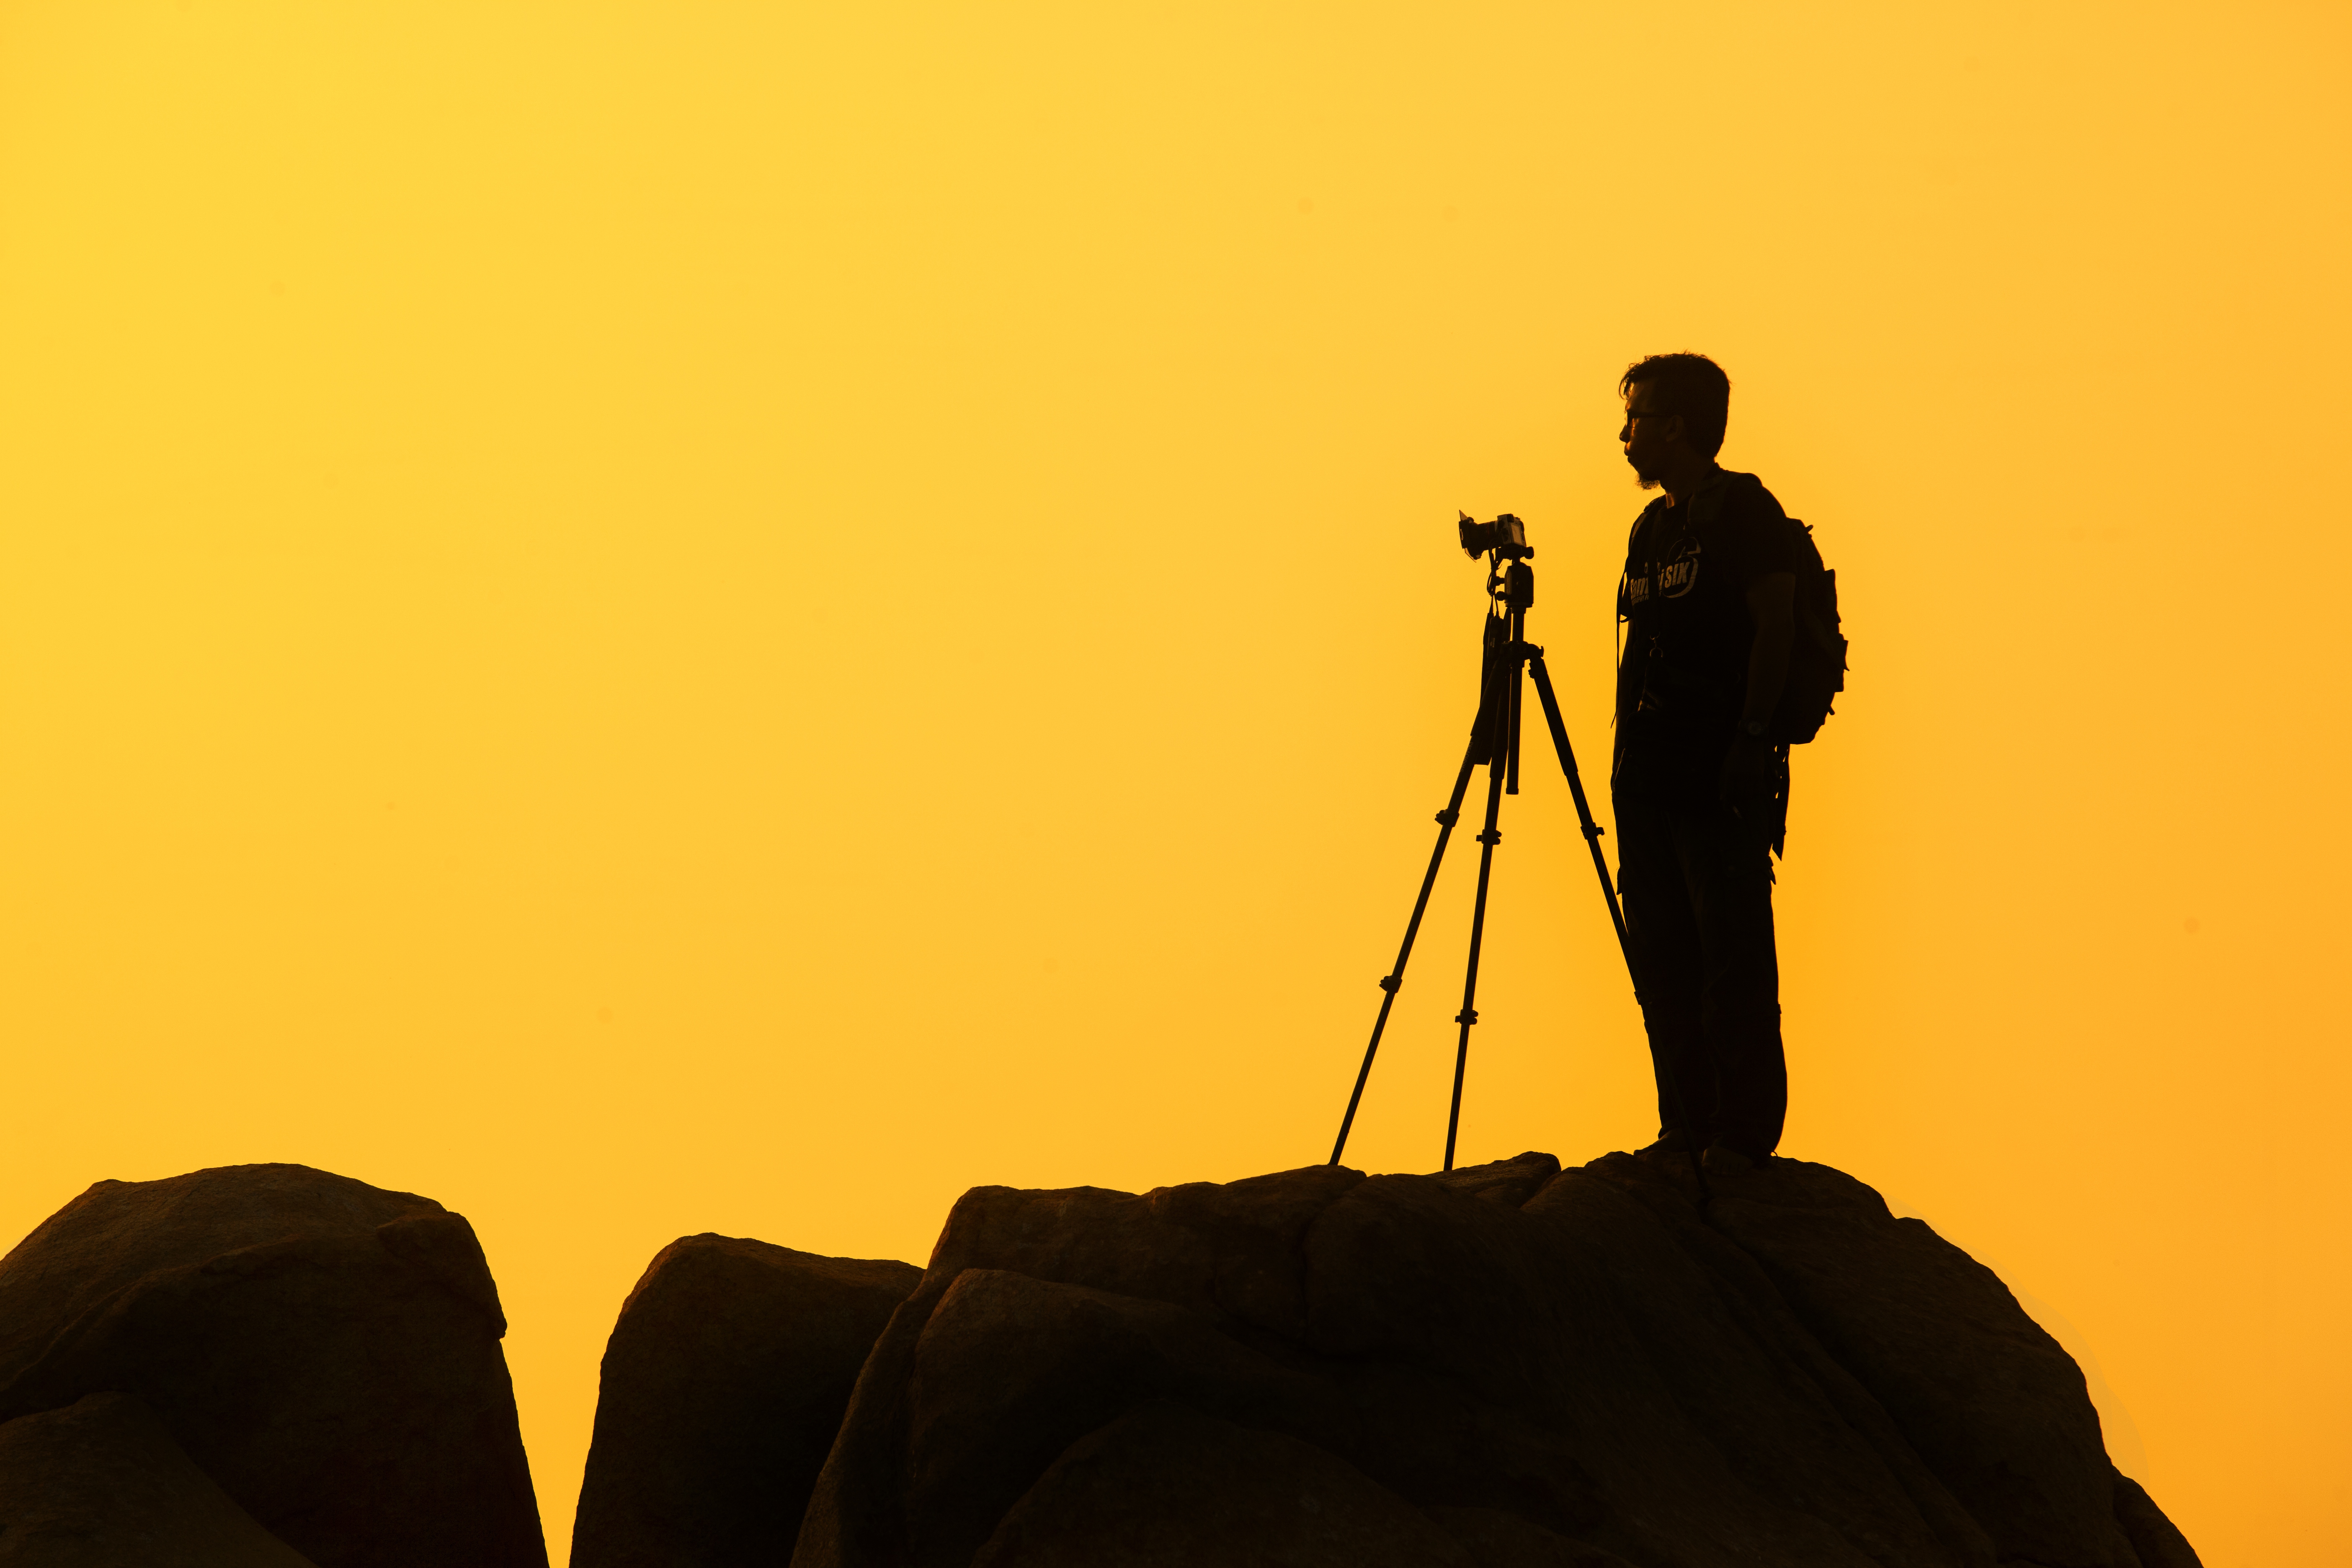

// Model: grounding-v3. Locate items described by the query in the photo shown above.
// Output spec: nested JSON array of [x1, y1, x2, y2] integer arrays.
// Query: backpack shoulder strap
[[1628, 495, 1667, 548], [1687, 467, 1754, 528], [1693, 470, 1769, 531]]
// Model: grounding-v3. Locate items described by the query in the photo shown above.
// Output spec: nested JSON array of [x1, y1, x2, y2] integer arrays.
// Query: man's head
[[1619, 353, 1730, 490]]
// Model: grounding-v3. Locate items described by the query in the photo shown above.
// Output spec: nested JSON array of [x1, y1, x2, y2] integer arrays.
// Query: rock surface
[[0, 1163, 545, 1568], [572, 1234, 921, 1568], [969, 1398, 1479, 1568], [0, 1391, 317, 1566], [1595, 1153, 2131, 1565], [789, 1151, 2202, 1568]]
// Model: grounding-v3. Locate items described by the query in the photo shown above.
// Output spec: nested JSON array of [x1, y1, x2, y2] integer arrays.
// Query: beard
[[1628, 454, 1663, 490]]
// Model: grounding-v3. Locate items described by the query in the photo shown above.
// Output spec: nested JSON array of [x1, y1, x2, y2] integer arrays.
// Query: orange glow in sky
[[1, 5, 2346, 1563]]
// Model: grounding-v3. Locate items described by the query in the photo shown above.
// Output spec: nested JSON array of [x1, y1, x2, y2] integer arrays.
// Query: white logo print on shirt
[[1626, 537, 1702, 606]]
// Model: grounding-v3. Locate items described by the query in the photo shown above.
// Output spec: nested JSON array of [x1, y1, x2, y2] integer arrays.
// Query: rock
[[2111, 1469, 2205, 1568], [898, 1268, 1344, 1565], [1302, 1168, 1958, 1565], [1580, 1153, 2148, 1568], [792, 1164, 1369, 1568], [791, 1151, 2200, 1568], [969, 1399, 1472, 1568], [0, 1391, 317, 1566], [0, 1163, 544, 1568], [1431, 1149, 1560, 1208], [1421, 1506, 1641, 1567], [909, 1165, 1367, 1343], [571, 1235, 920, 1568]]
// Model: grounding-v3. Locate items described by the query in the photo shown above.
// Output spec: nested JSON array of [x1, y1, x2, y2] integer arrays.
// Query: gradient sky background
[[3, 4, 2347, 1563]]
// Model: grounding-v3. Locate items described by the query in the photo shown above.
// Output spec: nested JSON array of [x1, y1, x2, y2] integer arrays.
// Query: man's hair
[[1620, 353, 1731, 460]]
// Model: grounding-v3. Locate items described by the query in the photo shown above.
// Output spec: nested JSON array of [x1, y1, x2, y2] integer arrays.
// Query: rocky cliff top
[[775, 1149, 2198, 1568]]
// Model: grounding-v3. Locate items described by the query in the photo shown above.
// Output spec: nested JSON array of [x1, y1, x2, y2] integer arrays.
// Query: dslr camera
[[1457, 511, 1531, 560]]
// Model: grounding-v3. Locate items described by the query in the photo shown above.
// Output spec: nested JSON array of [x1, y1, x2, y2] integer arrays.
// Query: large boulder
[[571, 1235, 921, 1568], [790, 1152, 2200, 1568], [0, 1391, 317, 1566], [1581, 1153, 2144, 1568], [0, 1163, 545, 1568]]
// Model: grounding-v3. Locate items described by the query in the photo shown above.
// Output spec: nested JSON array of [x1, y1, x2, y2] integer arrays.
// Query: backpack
[[1678, 472, 1848, 745], [1774, 518, 1847, 744]]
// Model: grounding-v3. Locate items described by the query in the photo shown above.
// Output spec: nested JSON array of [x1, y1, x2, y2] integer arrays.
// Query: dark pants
[[1611, 750, 1787, 1159]]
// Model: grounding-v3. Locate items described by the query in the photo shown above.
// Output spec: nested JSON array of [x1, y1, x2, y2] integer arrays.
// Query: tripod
[[1326, 535, 1709, 1203]]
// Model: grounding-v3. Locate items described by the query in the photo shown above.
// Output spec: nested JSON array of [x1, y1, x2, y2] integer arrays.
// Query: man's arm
[[1723, 571, 1796, 803], [1738, 572, 1797, 732]]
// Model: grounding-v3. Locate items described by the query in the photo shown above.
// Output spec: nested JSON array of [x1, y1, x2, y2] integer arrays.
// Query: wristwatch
[[1739, 718, 1768, 741]]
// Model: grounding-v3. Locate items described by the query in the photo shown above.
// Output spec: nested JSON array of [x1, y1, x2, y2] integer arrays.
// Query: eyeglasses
[[1620, 409, 1677, 426]]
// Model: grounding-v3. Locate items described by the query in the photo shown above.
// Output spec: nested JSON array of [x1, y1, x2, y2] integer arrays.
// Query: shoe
[[1635, 1132, 1694, 1162], [1701, 1144, 1758, 1176]]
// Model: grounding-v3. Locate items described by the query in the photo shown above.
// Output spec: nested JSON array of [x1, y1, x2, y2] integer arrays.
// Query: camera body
[[1457, 511, 1532, 560]]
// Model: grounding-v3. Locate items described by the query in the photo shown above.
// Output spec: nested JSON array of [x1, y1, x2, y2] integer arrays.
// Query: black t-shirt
[[1616, 468, 1807, 770]]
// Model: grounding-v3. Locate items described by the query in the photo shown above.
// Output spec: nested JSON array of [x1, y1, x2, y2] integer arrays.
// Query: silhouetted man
[[1611, 353, 1801, 1175]]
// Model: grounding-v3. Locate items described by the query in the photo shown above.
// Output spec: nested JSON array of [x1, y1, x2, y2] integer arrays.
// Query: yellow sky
[[2, 4, 2346, 1563]]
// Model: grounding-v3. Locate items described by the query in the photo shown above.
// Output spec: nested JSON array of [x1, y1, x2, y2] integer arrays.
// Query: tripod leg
[[1528, 657, 1631, 960], [1528, 655, 1711, 1208], [1328, 738, 1481, 1166], [1444, 708, 1513, 1172], [1505, 640, 1524, 797]]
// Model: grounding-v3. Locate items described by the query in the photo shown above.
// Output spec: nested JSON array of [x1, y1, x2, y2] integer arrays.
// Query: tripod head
[[1488, 552, 1534, 616]]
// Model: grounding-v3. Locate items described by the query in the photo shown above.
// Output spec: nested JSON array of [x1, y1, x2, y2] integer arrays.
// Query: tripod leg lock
[[1582, 822, 1605, 841], [1455, 1008, 1479, 1025], [1435, 809, 1460, 827], [1377, 974, 1401, 994], [1475, 828, 1501, 846]]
